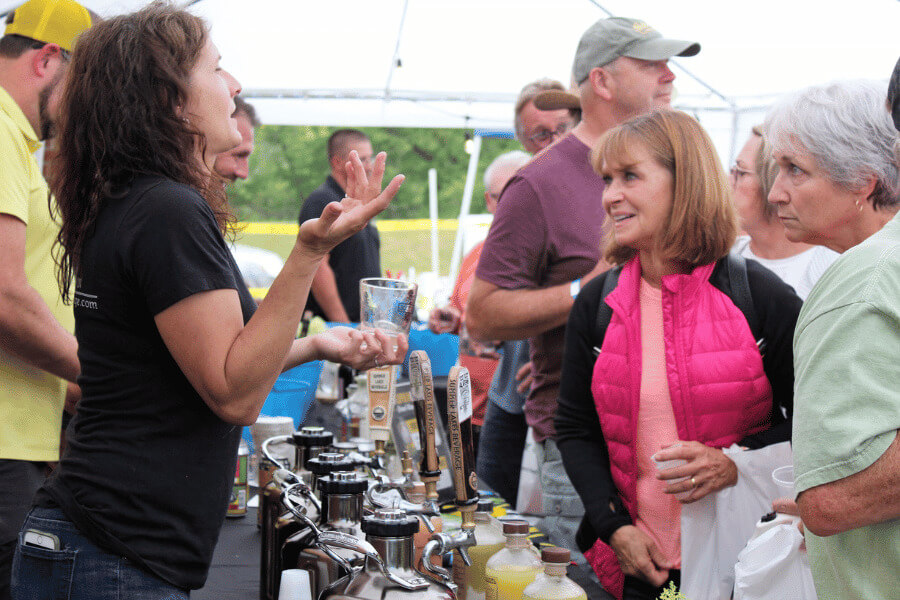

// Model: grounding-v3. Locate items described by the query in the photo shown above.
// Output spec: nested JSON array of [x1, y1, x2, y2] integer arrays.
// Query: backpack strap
[[725, 252, 765, 353], [593, 266, 623, 354]]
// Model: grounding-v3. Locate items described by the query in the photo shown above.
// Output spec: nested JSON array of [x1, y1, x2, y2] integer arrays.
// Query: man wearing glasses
[[0, 0, 92, 597], [514, 78, 576, 154], [299, 129, 380, 323], [467, 17, 700, 563]]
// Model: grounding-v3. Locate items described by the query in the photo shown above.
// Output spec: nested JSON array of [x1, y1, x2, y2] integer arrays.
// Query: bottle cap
[[293, 426, 334, 448], [307, 453, 353, 476], [541, 547, 571, 564], [318, 471, 368, 495], [362, 508, 419, 538], [501, 519, 530, 534]]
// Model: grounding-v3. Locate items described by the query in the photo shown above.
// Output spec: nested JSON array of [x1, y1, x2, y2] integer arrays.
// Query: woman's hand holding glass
[[654, 440, 738, 503], [298, 150, 404, 256], [311, 326, 408, 371]]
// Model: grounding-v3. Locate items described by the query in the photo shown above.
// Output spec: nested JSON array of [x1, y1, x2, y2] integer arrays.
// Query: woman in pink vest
[[555, 110, 802, 600]]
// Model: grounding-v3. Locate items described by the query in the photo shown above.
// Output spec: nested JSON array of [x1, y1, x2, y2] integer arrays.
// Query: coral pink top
[[451, 240, 498, 425], [633, 279, 681, 567]]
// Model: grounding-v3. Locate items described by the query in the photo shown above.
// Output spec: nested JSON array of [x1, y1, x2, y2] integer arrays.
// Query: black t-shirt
[[298, 175, 380, 321], [36, 177, 257, 590]]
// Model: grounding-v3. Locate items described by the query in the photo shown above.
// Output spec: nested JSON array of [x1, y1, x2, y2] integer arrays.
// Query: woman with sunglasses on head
[[730, 126, 838, 300], [555, 110, 802, 600], [10, 3, 405, 598]]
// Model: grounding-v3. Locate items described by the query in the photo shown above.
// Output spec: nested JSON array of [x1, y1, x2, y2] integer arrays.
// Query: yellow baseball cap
[[4, 0, 91, 53]]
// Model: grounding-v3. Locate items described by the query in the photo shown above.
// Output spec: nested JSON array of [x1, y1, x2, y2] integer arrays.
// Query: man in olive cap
[[467, 15, 699, 590], [0, 1, 92, 595]]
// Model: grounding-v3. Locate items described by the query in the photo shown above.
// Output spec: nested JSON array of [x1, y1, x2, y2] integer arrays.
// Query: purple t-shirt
[[475, 134, 606, 442]]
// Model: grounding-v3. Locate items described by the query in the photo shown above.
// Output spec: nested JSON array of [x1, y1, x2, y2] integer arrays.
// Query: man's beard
[[37, 83, 56, 141], [37, 67, 65, 141]]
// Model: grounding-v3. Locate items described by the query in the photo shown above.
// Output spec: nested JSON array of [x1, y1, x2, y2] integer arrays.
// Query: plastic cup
[[359, 278, 418, 340], [652, 443, 690, 500], [772, 465, 795, 498]]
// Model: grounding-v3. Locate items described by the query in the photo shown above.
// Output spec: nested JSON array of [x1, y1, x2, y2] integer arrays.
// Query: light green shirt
[[792, 211, 900, 600]]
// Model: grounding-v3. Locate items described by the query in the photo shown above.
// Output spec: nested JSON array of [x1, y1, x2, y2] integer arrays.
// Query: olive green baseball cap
[[573, 17, 700, 84], [4, 0, 92, 53]]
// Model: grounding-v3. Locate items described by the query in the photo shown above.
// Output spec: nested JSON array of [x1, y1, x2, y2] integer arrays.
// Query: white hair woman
[[765, 79, 900, 600]]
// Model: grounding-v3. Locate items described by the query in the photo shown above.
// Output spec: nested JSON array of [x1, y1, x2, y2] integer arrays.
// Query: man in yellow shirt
[[0, 1, 92, 596]]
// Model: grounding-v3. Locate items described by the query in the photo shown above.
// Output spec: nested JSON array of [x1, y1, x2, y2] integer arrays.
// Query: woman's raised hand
[[298, 151, 404, 255], [655, 440, 738, 503]]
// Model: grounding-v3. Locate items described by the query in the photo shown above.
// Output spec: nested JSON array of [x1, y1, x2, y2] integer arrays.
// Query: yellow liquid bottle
[[483, 519, 541, 600], [523, 547, 587, 600], [452, 500, 506, 600]]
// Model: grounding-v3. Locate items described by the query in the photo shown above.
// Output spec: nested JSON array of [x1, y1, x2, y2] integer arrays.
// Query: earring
[[855, 198, 864, 212]]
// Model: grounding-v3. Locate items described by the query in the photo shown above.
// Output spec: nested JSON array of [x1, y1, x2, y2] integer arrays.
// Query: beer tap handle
[[409, 351, 441, 482], [367, 363, 397, 458], [446, 366, 480, 514]]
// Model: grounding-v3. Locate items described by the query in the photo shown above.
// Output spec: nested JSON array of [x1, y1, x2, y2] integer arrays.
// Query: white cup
[[278, 569, 312, 600], [652, 443, 690, 500], [251, 415, 295, 472], [772, 465, 795, 498]]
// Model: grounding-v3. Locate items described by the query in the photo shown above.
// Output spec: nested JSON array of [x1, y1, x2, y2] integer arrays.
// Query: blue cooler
[[242, 360, 323, 447]]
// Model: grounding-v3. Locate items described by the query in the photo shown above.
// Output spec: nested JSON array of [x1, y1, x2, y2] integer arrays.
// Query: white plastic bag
[[681, 441, 793, 600], [516, 427, 543, 514], [733, 514, 817, 599]]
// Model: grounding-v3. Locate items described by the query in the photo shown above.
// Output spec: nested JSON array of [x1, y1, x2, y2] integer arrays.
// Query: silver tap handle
[[278, 476, 322, 519], [456, 545, 472, 567], [316, 531, 430, 591], [261, 434, 293, 468], [420, 539, 454, 584], [364, 473, 422, 508], [416, 512, 436, 533], [425, 529, 477, 566]]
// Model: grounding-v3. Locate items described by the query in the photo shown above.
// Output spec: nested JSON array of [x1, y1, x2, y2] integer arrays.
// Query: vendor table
[[194, 506, 613, 600]]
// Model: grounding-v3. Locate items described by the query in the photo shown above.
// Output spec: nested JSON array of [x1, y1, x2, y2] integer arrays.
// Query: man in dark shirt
[[299, 129, 380, 322]]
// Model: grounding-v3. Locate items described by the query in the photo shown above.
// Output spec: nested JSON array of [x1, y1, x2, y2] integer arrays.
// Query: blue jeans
[[475, 400, 527, 507], [537, 439, 586, 565], [11, 507, 188, 600]]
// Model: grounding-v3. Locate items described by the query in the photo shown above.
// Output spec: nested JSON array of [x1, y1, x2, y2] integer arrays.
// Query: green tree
[[227, 126, 522, 221]]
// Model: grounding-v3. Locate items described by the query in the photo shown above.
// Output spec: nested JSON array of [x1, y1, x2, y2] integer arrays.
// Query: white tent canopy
[[3, 0, 898, 146], [4, 0, 899, 280]]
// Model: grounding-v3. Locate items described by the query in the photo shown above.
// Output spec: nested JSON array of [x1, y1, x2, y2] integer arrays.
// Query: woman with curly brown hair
[[11, 3, 405, 598]]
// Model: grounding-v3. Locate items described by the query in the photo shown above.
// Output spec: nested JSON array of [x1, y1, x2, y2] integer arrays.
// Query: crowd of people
[[0, 1, 897, 599]]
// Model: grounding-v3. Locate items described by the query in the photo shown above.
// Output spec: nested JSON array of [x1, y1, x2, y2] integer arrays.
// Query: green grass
[[235, 227, 460, 278]]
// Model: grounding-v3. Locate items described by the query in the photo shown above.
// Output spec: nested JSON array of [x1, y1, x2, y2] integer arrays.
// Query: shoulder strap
[[725, 252, 763, 346], [593, 266, 623, 348]]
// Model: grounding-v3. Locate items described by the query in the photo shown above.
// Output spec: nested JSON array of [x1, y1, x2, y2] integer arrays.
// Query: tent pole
[[449, 134, 482, 283], [428, 168, 439, 275], [384, 0, 411, 97]]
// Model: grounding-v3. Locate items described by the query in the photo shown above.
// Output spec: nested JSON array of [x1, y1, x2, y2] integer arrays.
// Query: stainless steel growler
[[322, 508, 456, 600], [286, 466, 364, 598], [260, 427, 334, 600], [293, 426, 335, 485]]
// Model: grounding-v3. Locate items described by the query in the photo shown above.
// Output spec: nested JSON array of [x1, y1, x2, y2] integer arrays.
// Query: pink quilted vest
[[584, 257, 772, 598]]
